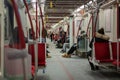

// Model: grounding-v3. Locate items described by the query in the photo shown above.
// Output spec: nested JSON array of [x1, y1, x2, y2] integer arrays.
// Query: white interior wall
[[82, 13, 91, 32], [74, 16, 82, 43], [14, 8, 28, 37], [99, 8, 113, 41], [0, 0, 4, 77], [63, 24, 68, 32], [26, 14, 31, 29], [82, 13, 93, 41], [32, 19, 36, 35], [74, 13, 92, 43], [26, 14, 37, 38], [85, 13, 92, 40], [113, 5, 117, 41], [99, 5, 117, 41], [14, 12, 17, 28], [19, 8, 28, 37]]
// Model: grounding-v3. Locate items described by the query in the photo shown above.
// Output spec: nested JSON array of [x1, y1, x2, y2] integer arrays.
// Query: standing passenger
[[50, 32, 53, 42]]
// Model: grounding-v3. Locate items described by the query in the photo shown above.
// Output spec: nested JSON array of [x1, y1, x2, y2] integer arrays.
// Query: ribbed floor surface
[[37, 39, 120, 80]]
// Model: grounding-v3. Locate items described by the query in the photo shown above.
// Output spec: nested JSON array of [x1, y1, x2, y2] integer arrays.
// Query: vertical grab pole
[[93, 11, 99, 37], [116, 0, 119, 66], [93, 11, 99, 62], [23, 0, 38, 80], [91, 1, 102, 62], [86, 16, 92, 38], [36, 2, 39, 39], [23, 0, 35, 40], [34, 1, 38, 80], [86, 15, 92, 51], [38, 0, 45, 42], [11, 1, 26, 80], [117, 40, 119, 70], [39, 6, 45, 32], [77, 19, 83, 37], [69, 16, 73, 47], [11, 0, 25, 49], [66, 24, 69, 37]]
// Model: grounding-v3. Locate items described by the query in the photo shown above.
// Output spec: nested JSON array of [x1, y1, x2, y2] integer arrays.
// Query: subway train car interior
[[0, 0, 120, 80]]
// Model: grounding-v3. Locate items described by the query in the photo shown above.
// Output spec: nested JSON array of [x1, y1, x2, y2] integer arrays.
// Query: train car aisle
[[37, 38, 120, 80]]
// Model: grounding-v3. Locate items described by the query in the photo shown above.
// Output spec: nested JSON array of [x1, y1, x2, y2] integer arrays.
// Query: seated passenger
[[61, 31, 87, 57], [87, 28, 110, 70], [60, 43, 69, 53], [42, 28, 51, 58], [60, 37, 69, 53], [62, 43, 77, 58]]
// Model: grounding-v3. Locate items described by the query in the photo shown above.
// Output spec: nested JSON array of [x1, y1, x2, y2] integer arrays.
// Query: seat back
[[28, 43, 46, 66], [111, 42, 120, 60], [94, 42, 110, 60]]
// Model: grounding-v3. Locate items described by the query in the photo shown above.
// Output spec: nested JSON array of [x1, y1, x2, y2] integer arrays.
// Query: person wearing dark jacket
[[87, 28, 109, 70], [62, 31, 86, 57]]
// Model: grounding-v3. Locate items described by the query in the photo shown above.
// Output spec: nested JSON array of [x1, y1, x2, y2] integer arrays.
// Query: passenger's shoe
[[47, 55, 52, 58], [91, 67, 95, 71], [47, 50, 50, 53], [60, 50, 65, 53], [95, 66, 99, 70], [62, 53, 71, 58]]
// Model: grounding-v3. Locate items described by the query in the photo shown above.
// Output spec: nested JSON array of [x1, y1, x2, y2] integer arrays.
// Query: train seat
[[111, 42, 120, 66], [4, 47, 32, 80], [94, 42, 114, 63]]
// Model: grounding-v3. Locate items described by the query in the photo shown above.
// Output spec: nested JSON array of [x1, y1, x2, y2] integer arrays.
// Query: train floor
[[37, 38, 120, 80]]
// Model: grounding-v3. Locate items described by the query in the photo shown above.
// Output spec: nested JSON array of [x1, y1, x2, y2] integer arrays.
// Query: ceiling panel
[[44, 0, 91, 28]]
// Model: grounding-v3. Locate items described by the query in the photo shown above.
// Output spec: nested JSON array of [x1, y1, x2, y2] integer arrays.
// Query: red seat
[[111, 42, 120, 66], [31, 65, 35, 76], [111, 42, 120, 59], [28, 43, 46, 67], [94, 42, 113, 63], [99, 59, 114, 63], [112, 61, 120, 67]]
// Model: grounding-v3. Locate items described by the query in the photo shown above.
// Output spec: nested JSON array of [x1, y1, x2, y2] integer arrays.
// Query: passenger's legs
[[62, 43, 77, 58], [42, 38, 51, 58], [87, 50, 95, 70], [64, 43, 69, 52], [61, 43, 69, 53]]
